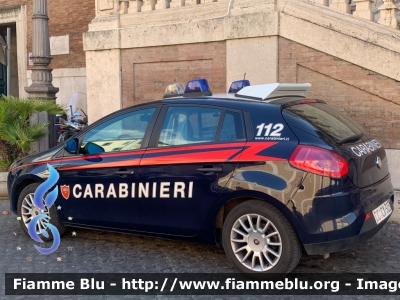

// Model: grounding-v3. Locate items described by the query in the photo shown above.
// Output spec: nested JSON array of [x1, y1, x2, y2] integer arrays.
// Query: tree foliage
[[0, 95, 65, 170]]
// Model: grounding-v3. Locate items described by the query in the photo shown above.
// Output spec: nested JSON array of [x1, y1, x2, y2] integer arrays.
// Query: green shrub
[[0, 95, 64, 171]]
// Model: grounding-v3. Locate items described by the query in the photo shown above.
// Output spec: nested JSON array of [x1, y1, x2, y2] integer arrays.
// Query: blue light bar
[[228, 80, 250, 93], [184, 79, 212, 96], [163, 83, 185, 98]]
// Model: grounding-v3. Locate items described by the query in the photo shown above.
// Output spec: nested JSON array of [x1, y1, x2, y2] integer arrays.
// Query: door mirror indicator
[[64, 138, 79, 154]]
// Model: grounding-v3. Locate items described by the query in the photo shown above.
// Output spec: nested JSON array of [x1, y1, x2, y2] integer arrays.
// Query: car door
[[56, 106, 160, 231], [138, 104, 247, 236]]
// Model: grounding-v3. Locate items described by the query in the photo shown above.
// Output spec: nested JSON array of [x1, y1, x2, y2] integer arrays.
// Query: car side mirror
[[64, 138, 79, 154], [83, 142, 105, 155]]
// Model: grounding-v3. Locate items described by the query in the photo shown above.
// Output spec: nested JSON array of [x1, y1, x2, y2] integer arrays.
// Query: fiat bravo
[[7, 79, 394, 275]]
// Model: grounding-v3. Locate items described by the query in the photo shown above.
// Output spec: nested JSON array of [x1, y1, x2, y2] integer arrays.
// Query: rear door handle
[[114, 171, 134, 176], [196, 167, 223, 173]]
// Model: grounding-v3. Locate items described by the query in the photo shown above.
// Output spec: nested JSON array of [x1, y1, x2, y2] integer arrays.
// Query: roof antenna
[[243, 73, 246, 80]]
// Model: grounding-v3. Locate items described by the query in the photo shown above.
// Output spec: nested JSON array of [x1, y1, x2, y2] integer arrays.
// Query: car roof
[[131, 94, 306, 111], [126, 83, 313, 112]]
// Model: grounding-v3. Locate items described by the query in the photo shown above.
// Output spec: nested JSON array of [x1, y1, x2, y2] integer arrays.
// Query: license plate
[[372, 200, 392, 225]]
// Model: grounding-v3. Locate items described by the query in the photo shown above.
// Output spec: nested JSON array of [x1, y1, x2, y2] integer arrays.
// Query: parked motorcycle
[[56, 106, 88, 143], [56, 92, 88, 144]]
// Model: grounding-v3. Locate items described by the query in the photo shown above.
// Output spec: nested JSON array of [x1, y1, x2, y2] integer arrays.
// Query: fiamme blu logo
[[27, 164, 61, 255]]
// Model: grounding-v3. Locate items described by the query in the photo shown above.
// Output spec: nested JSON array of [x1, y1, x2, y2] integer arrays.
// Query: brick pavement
[[1, 200, 399, 299]]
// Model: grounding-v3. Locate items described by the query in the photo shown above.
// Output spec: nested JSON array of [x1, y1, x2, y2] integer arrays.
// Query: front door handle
[[196, 167, 223, 173], [114, 170, 134, 176]]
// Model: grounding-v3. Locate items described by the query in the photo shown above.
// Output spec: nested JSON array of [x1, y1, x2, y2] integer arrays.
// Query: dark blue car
[[8, 80, 394, 275]]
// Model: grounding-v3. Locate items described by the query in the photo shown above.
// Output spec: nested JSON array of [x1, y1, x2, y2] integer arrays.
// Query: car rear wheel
[[222, 200, 302, 275], [17, 183, 66, 242]]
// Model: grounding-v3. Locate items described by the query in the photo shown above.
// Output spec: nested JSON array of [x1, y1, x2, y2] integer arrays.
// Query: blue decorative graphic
[[28, 164, 61, 255], [33, 164, 59, 210]]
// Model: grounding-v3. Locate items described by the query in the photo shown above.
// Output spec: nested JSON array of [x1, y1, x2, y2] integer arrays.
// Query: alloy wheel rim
[[21, 193, 50, 235], [230, 214, 282, 272]]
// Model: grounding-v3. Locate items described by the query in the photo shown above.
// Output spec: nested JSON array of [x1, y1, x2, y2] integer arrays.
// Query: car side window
[[219, 111, 245, 141], [81, 108, 156, 154], [158, 106, 222, 147]]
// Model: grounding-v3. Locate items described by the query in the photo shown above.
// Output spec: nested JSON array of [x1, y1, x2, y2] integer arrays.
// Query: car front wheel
[[17, 183, 66, 242], [222, 200, 302, 275]]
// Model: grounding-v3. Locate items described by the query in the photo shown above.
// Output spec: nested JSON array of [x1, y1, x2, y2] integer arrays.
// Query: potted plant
[[0, 95, 64, 199]]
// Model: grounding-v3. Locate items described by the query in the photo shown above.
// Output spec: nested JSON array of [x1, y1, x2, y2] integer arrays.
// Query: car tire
[[17, 183, 66, 242], [222, 200, 302, 275]]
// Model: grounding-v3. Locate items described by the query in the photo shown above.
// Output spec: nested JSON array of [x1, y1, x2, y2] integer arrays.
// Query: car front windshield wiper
[[337, 132, 364, 144]]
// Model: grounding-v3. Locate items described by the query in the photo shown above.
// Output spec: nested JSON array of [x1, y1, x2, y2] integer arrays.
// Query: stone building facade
[[83, 0, 400, 188], [0, 0, 95, 109], [0, 0, 399, 187], [278, 37, 400, 150]]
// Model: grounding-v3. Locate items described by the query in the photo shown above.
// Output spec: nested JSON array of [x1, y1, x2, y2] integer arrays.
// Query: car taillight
[[289, 145, 348, 178]]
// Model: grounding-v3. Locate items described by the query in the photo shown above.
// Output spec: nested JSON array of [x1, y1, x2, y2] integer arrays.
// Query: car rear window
[[282, 103, 365, 143]]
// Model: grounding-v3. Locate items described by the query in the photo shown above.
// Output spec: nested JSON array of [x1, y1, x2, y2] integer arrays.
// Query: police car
[[7, 79, 394, 275]]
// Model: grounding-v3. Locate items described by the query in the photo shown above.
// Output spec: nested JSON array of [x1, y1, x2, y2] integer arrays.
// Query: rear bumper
[[303, 208, 391, 255], [297, 174, 394, 255]]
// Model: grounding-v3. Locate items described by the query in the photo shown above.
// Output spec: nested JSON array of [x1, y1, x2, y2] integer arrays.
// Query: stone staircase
[[84, 0, 400, 188]]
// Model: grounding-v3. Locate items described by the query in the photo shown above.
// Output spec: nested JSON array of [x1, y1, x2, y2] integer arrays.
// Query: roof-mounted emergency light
[[236, 83, 312, 100], [228, 80, 250, 93], [183, 79, 212, 97], [163, 83, 185, 98]]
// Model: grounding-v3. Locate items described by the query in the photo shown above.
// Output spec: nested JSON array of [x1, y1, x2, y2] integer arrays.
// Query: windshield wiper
[[337, 132, 364, 144]]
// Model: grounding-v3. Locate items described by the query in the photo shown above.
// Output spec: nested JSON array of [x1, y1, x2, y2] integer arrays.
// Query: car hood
[[9, 145, 64, 171]]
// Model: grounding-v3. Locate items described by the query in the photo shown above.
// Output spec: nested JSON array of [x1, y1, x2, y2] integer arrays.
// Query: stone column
[[353, 0, 374, 21], [119, 0, 129, 13], [25, 0, 58, 99], [132, 0, 144, 12], [185, 0, 199, 6], [141, 0, 157, 11], [378, 0, 399, 29], [25, 0, 59, 151], [330, 0, 351, 13], [170, 0, 185, 7], [155, 0, 171, 9], [127, 0, 140, 12], [314, 0, 329, 6]]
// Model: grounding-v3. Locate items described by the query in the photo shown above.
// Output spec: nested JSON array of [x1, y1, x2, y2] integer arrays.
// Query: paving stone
[[1, 200, 400, 299]]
